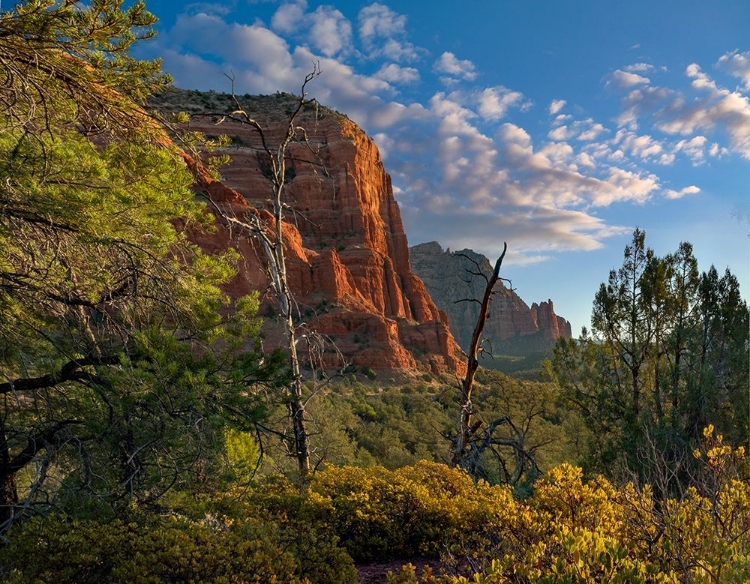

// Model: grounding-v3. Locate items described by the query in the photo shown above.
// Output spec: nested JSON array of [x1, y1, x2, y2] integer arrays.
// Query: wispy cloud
[[358, 3, 423, 61], [433, 52, 478, 82], [373, 63, 420, 84], [665, 185, 700, 199], [717, 50, 750, 90], [609, 69, 651, 88], [549, 99, 566, 115], [624, 63, 655, 73], [610, 60, 750, 160]]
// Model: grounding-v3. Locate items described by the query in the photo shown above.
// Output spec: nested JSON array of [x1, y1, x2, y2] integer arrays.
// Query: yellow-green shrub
[[386, 450, 750, 583], [307, 461, 517, 562], [0, 515, 301, 583]]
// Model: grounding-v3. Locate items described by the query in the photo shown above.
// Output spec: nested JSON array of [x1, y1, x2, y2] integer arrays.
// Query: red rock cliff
[[409, 242, 573, 354], [180, 93, 464, 374]]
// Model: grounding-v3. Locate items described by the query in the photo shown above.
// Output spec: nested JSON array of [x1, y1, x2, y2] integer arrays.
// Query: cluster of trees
[[549, 229, 749, 493], [0, 0, 287, 532]]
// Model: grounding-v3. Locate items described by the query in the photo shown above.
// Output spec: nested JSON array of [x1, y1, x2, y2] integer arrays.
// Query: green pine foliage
[[0, 0, 287, 531], [548, 229, 749, 492]]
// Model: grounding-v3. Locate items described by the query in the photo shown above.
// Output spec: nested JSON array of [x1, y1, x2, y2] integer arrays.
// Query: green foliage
[[2, 448, 747, 583], [0, 0, 288, 531], [0, 515, 305, 583], [224, 429, 262, 484], [251, 461, 514, 564], [384, 447, 750, 583], [0, 0, 170, 136], [549, 229, 749, 490], [254, 373, 578, 483]]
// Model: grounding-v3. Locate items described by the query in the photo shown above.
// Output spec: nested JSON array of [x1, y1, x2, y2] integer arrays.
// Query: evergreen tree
[[550, 229, 749, 493], [0, 0, 284, 531]]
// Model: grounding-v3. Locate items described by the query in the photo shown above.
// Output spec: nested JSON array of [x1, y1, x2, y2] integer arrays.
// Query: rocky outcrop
[[169, 91, 464, 374], [409, 242, 572, 354]]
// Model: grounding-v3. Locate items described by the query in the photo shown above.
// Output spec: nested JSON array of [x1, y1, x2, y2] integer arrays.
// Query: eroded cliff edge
[[161, 90, 465, 374]]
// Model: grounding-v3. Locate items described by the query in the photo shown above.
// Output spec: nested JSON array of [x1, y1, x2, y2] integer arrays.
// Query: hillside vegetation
[[0, 2, 747, 583]]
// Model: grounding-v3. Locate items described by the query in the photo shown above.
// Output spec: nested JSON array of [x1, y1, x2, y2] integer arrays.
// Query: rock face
[[174, 92, 465, 374], [409, 242, 572, 354]]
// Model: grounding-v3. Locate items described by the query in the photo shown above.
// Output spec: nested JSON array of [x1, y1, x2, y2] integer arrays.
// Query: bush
[[307, 461, 515, 562], [0, 492, 357, 584], [0, 515, 302, 583], [385, 442, 750, 583]]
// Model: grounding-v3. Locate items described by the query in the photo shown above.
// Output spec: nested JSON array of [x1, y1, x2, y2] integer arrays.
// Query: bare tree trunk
[[451, 242, 507, 469], [203, 69, 323, 478]]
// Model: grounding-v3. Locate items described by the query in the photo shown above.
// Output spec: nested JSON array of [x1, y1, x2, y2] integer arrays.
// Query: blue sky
[[139, 0, 749, 334]]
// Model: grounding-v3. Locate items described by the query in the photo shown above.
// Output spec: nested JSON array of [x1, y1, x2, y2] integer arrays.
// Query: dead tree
[[449, 243, 542, 485], [201, 68, 324, 477], [451, 242, 507, 468]]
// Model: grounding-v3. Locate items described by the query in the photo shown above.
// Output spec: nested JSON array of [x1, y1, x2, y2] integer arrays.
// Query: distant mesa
[[409, 242, 572, 364]]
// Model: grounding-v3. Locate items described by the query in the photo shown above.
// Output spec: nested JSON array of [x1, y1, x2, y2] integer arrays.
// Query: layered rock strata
[[409, 242, 572, 353], [172, 91, 465, 374]]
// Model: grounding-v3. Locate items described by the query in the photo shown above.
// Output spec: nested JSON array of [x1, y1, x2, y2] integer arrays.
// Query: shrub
[[0, 515, 302, 583], [308, 461, 516, 563]]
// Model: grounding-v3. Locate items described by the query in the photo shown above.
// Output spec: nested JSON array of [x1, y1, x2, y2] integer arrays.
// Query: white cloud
[[717, 50, 750, 91], [624, 63, 655, 73], [308, 6, 353, 57], [549, 118, 607, 142], [373, 63, 420, 84], [359, 3, 406, 41], [433, 52, 477, 81], [429, 92, 479, 136], [609, 62, 750, 160], [600, 167, 659, 205], [686, 63, 725, 93], [548, 125, 574, 141], [539, 141, 574, 166], [358, 3, 422, 61], [270, 2, 353, 57], [372, 132, 395, 159], [613, 129, 665, 160], [549, 99, 566, 115], [183, 2, 234, 16], [610, 69, 651, 88], [578, 121, 606, 141], [476, 86, 528, 121], [498, 123, 532, 148], [576, 152, 596, 168], [164, 13, 295, 89], [380, 38, 422, 61], [271, 1, 307, 34], [674, 135, 709, 165], [617, 85, 674, 129], [656, 86, 750, 159], [665, 185, 701, 199], [404, 206, 629, 266]]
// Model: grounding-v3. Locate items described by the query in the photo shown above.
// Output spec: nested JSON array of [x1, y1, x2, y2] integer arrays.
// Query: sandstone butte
[[410, 242, 573, 354], [173, 92, 466, 375]]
